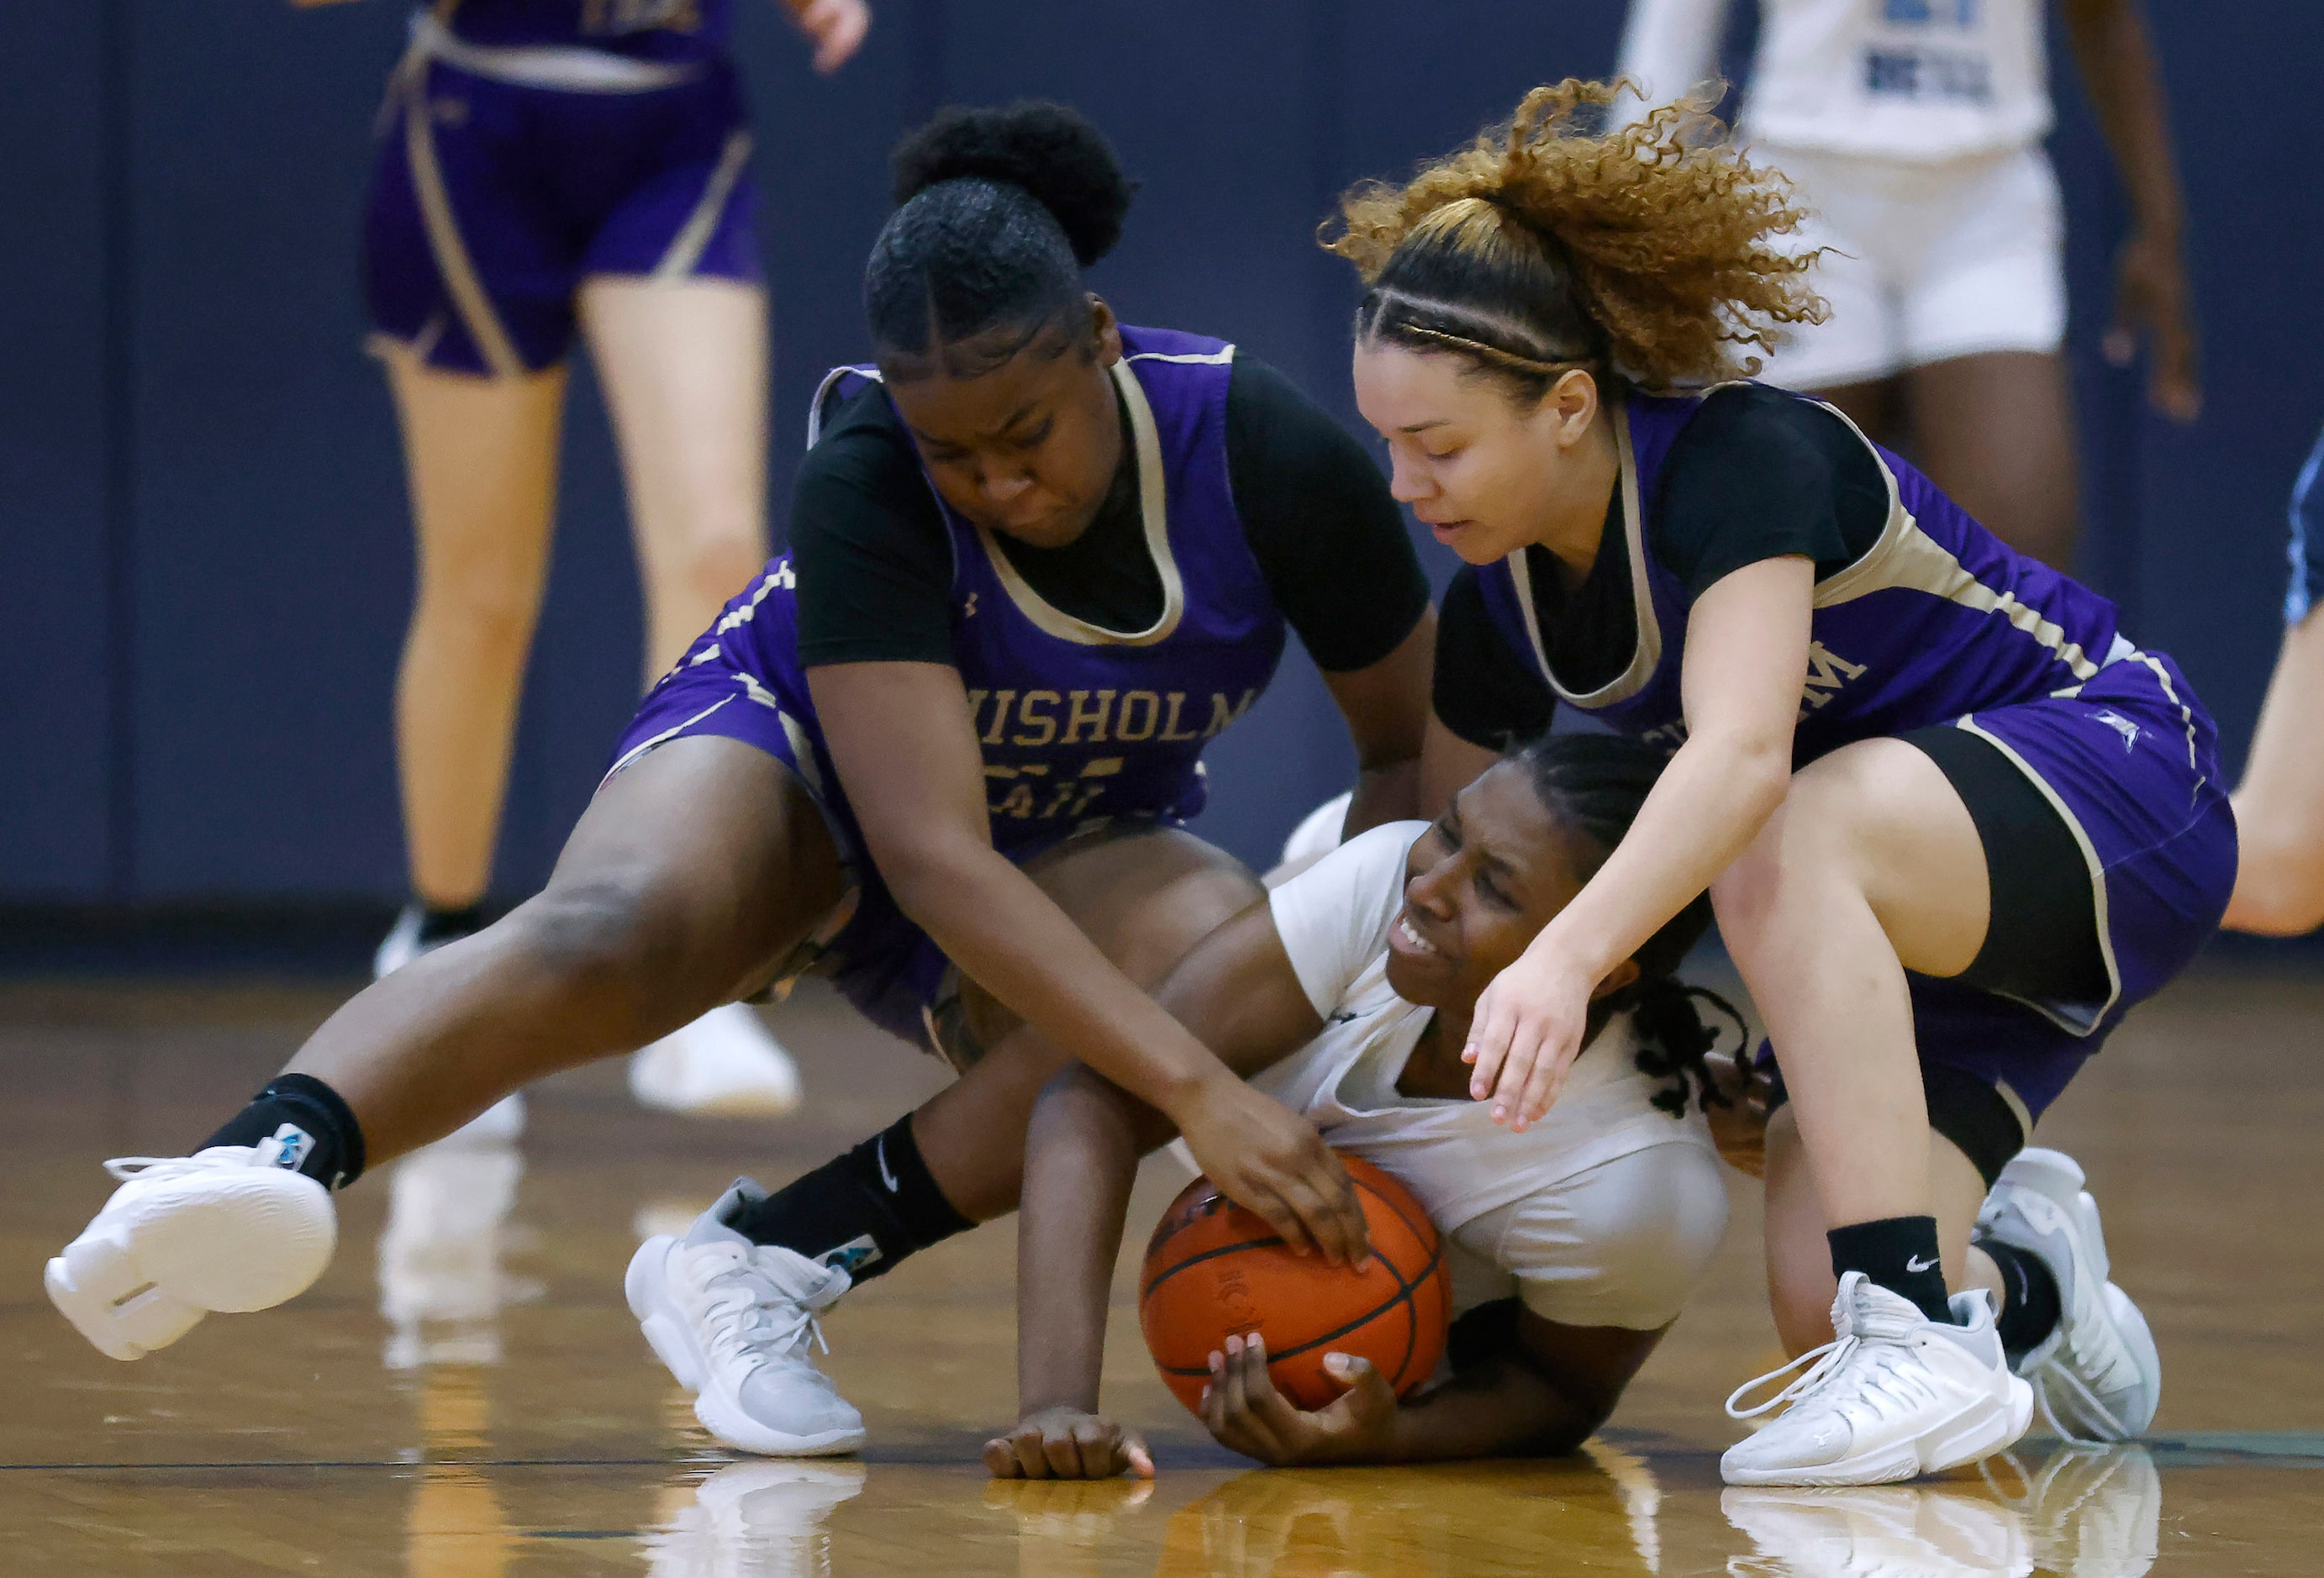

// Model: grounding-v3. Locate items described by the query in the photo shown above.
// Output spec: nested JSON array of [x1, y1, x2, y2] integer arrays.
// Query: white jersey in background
[[1617, 0, 2051, 162], [1255, 823, 1729, 1332]]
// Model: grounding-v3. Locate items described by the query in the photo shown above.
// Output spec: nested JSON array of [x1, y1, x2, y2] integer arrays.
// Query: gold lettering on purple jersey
[[1062, 690, 1116, 744], [981, 691, 1016, 747], [1203, 688, 1260, 739], [1014, 691, 1061, 747], [1114, 691, 1161, 742], [1799, 642, 1869, 713], [1157, 692, 1200, 742]]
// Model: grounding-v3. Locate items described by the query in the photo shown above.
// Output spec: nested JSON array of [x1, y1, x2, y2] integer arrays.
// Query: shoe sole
[[1721, 1375, 2034, 1487], [624, 1238, 866, 1458]]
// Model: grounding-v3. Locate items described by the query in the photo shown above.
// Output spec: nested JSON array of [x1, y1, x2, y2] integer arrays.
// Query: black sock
[[1829, 1215, 1954, 1323], [417, 903, 484, 947], [1982, 1238, 2063, 1360], [724, 1116, 972, 1281], [201, 1073, 367, 1190]]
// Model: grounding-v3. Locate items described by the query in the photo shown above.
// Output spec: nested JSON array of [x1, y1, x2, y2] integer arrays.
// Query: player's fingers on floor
[[1013, 1428, 1059, 1480], [1071, 1419, 1119, 1480], [983, 1437, 1024, 1478], [1124, 1431, 1155, 1479]]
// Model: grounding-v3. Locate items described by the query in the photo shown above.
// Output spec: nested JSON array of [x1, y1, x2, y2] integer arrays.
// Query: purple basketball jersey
[[798, 326, 1286, 854], [432, 0, 733, 63], [1475, 387, 2127, 763], [612, 326, 1285, 1040]]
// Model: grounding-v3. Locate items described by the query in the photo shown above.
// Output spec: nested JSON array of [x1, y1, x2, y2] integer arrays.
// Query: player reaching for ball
[[987, 734, 1736, 1478], [43, 103, 1431, 1451], [1341, 83, 2229, 1485]]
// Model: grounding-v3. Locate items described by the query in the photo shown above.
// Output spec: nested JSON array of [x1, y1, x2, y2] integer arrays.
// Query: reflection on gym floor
[[1721, 1444, 2159, 1578]]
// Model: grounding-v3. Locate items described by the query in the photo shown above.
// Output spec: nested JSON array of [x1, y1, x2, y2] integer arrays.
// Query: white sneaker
[[630, 1003, 804, 1118], [641, 1459, 867, 1577], [1721, 1484, 2032, 1577], [1722, 1273, 2034, 1486], [626, 1184, 864, 1456], [1977, 1148, 2160, 1443], [45, 1137, 338, 1360]]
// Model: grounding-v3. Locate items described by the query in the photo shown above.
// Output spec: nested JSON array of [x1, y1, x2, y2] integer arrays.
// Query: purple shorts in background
[[363, 56, 760, 376]]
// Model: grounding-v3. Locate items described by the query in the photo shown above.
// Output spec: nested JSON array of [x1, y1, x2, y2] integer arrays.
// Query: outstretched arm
[[988, 900, 1327, 1478], [1464, 556, 1809, 1128], [811, 660, 1364, 1259], [2059, 0, 2200, 422]]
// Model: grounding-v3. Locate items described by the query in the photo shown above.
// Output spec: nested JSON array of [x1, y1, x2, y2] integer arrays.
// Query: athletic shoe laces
[[102, 1144, 277, 1183], [689, 1244, 834, 1375], [2025, 1352, 2130, 1445], [1726, 1286, 1944, 1428]]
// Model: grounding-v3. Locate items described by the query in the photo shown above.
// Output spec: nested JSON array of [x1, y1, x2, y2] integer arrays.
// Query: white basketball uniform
[[1617, 0, 2066, 387], [1255, 823, 1729, 1331]]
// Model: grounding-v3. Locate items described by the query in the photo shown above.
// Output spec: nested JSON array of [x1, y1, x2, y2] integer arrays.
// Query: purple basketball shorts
[[363, 56, 760, 377], [1882, 646, 2233, 1133]]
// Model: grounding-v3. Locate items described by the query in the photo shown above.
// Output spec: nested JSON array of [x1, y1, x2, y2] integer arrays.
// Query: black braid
[[1508, 732, 1750, 1118]]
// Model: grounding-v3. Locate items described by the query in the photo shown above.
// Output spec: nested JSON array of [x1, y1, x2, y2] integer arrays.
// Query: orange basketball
[[1137, 1152, 1451, 1417]]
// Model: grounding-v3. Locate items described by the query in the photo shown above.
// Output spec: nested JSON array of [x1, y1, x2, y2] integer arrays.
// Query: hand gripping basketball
[[1139, 1154, 1450, 1426], [1171, 1074, 1370, 1265]]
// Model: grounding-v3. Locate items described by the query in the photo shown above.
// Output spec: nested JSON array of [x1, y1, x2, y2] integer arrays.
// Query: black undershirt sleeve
[[1431, 565, 1556, 750], [1651, 384, 1889, 597], [788, 388, 959, 669], [1225, 358, 1431, 674]]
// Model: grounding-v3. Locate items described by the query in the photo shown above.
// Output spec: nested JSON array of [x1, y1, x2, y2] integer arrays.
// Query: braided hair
[[1509, 732, 1746, 1117], [867, 102, 1137, 381]]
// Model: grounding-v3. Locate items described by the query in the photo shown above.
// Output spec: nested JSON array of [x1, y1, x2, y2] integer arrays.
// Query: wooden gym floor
[[2, 965, 2317, 1575]]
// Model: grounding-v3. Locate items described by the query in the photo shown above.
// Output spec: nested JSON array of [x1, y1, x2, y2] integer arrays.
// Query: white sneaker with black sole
[[627, 1183, 864, 1457], [1723, 1273, 2034, 1486], [1976, 1148, 2161, 1442], [45, 1135, 338, 1360]]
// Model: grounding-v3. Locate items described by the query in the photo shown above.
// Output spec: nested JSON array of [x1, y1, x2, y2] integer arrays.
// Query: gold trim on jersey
[[1503, 402, 1664, 709], [397, 51, 526, 377], [651, 129, 751, 281], [972, 355, 1188, 648]]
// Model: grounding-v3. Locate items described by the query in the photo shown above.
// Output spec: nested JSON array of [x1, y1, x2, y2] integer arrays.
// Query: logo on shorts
[[2095, 710, 2142, 752]]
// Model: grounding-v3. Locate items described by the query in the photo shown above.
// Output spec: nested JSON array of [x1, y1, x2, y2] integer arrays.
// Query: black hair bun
[[891, 101, 1136, 267]]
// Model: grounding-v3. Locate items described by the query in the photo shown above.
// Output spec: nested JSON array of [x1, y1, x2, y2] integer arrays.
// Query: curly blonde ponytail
[[1327, 80, 1826, 395]]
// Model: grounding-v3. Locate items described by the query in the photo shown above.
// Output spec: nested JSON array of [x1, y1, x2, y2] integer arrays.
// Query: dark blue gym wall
[[3, 1, 2319, 907]]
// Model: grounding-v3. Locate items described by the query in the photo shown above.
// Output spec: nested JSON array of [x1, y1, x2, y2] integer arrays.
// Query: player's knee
[[414, 558, 545, 647], [510, 879, 684, 1004], [2227, 863, 2324, 936]]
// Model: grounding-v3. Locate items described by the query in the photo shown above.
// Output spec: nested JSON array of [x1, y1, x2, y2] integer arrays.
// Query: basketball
[[1137, 1152, 1452, 1417]]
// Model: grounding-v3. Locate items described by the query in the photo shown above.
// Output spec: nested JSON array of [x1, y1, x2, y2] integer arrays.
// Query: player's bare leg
[[581, 275, 807, 1114], [2226, 608, 2324, 935]]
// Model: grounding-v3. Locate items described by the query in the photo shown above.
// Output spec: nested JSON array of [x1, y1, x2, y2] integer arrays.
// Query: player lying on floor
[[986, 733, 1741, 1477]]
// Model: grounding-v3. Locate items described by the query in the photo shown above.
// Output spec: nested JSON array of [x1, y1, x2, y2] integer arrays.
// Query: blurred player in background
[[298, 0, 873, 1122], [2224, 421, 2324, 935], [1615, 0, 2199, 569]]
